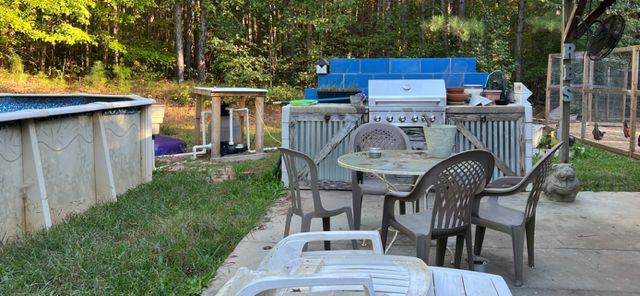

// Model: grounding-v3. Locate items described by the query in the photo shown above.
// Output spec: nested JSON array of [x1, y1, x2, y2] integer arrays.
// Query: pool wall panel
[[104, 113, 142, 194], [37, 115, 97, 224], [0, 95, 154, 242], [0, 125, 24, 243]]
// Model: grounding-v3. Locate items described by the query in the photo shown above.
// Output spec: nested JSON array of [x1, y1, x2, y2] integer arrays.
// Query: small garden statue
[[544, 163, 580, 202]]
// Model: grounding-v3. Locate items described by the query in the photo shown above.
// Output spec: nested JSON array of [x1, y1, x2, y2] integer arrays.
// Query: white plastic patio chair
[[217, 231, 432, 295], [216, 268, 375, 296], [216, 231, 512, 295]]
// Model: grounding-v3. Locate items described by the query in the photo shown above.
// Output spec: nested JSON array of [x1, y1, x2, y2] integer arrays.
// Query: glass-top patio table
[[337, 150, 445, 190], [337, 150, 446, 243]]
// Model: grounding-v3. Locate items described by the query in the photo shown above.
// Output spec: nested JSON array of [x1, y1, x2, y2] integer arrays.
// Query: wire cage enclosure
[[546, 46, 640, 158]]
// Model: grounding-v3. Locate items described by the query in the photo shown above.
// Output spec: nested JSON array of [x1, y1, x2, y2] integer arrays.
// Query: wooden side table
[[192, 87, 267, 159]]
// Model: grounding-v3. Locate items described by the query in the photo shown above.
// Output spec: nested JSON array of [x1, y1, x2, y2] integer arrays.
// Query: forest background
[[1, 0, 640, 108]]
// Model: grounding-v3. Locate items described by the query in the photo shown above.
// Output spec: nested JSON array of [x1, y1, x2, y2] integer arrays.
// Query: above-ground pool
[[0, 94, 155, 243]]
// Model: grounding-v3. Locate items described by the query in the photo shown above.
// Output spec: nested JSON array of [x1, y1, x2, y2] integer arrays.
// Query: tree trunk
[[441, 0, 449, 52], [197, 0, 207, 82], [288, 2, 296, 57], [175, 0, 185, 83], [113, 6, 120, 64], [458, 0, 466, 18], [419, 0, 426, 52], [185, 0, 193, 72], [400, 0, 408, 53], [515, 0, 525, 81]]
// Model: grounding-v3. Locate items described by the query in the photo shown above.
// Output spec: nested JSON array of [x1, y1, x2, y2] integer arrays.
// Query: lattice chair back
[[410, 150, 494, 234], [350, 122, 411, 152], [349, 123, 411, 184], [279, 147, 326, 213], [523, 142, 563, 220]]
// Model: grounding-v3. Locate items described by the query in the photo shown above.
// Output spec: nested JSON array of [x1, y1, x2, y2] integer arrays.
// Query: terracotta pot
[[447, 93, 467, 105], [446, 87, 465, 94], [484, 90, 502, 102]]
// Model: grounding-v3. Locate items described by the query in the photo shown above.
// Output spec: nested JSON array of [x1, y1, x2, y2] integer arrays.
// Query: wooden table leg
[[211, 95, 222, 159], [194, 95, 202, 145], [255, 96, 265, 153]]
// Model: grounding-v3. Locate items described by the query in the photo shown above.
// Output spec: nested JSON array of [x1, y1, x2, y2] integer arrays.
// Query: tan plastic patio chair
[[279, 147, 356, 250], [381, 150, 495, 270], [349, 122, 413, 230], [472, 142, 563, 286]]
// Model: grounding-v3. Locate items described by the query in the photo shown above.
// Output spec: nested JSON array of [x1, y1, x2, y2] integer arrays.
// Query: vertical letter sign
[[562, 43, 575, 102]]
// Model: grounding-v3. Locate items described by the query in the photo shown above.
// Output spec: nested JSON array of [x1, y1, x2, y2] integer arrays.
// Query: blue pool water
[[0, 96, 127, 113]]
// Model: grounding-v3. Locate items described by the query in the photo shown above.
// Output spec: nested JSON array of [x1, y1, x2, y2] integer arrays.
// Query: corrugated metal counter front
[[281, 103, 529, 189], [281, 104, 366, 189]]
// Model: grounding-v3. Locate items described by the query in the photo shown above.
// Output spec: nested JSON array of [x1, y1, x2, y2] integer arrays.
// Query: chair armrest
[[386, 190, 412, 199], [486, 176, 524, 189], [263, 231, 383, 271], [237, 273, 375, 296]]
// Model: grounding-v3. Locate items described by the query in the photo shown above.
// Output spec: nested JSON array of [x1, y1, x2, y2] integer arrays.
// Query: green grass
[[535, 144, 640, 192], [0, 155, 284, 295], [570, 144, 640, 191]]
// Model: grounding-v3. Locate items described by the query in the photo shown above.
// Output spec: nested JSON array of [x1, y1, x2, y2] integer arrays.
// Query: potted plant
[[316, 86, 363, 99]]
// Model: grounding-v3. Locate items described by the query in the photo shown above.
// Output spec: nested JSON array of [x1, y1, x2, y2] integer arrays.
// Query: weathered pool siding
[[0, 124, 24, 243], [0, 108, 153, 243], [104, 113, 142, 194], [36, 115, 97, 225]]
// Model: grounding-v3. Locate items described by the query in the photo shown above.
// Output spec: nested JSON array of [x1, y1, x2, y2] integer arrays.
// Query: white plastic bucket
[[423, 125, 457, 158]]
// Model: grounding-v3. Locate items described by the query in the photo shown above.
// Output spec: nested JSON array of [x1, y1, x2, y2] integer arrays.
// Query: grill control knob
[[412, 116, 419, 122], [374, 116, 381, 122], [386, 115, 394, 122], [398, 116, 406, 122], [421, 115, 427, 122], [430, 115, 436, 122]]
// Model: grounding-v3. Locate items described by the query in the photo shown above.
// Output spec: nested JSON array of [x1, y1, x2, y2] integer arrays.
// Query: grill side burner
[[368, 79, 447, 150]]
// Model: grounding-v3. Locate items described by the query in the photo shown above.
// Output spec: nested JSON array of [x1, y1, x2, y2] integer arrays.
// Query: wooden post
[[211, 95, 222, 158], [587, 60, 594, 122], [581, 53, 590, 140], [255, 96, 265, 153], [195, 95, 202, 145], [606, 66, 611, 120], [622, 64, 629, 122], [629, 46, 638, 155], [545, 54, 553, 123], [559, 0, 574, 163]]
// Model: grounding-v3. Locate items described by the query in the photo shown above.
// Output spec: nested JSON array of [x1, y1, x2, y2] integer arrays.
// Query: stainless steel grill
[[368, 79, 447, 149]]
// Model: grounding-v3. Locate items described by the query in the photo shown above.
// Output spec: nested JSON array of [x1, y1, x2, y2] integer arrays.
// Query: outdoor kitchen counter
[[446, 104, 525, 114], [445, 104, 530, 177], [287, 103, 366, 114]]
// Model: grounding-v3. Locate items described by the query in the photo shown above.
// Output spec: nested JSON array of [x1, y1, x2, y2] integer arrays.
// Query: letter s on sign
[[562, 86, 573, 102]]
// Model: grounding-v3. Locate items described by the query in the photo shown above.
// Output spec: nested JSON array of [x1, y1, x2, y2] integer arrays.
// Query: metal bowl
[[368, 147, 382, 158]]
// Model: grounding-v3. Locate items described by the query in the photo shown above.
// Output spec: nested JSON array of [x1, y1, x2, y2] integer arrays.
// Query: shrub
[[9, 53, 24, 76], [84, 61, 108, 87], [112, 64, 133, 82], [267, 85, 303, 103]]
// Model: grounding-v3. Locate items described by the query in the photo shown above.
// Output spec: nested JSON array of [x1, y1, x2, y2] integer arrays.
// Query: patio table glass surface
[[337, 150, 445, 176]]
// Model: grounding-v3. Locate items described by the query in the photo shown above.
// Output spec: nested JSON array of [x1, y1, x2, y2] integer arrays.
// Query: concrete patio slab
[[203, 191, 640, 296]]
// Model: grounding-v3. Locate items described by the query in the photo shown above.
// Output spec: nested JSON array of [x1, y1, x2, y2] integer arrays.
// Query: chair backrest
[[409, 150, 495, 233], [279, 147, 326, 213], [349, 123, 412, 185], [349, 122, 411, 152], [521, 142, 563, 220]]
